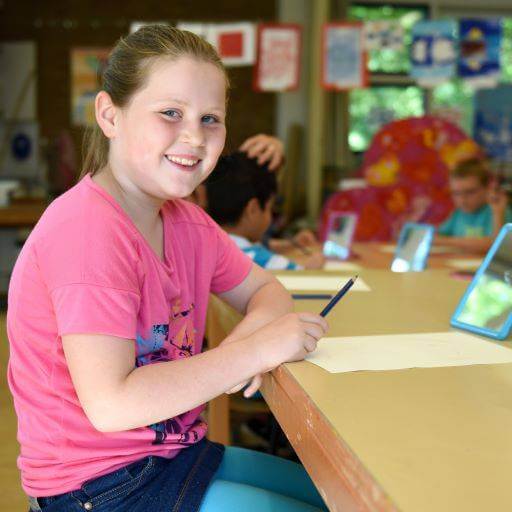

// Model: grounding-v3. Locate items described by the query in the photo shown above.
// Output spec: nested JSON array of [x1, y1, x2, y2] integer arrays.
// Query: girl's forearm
[[92, 339, 263, 432], [225, 280, 293, 342]]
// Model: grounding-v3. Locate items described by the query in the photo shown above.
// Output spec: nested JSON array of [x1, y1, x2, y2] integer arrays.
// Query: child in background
[[7, 26, 328, 512], [189, 134, 321, 256], [206, 151, 325, 270], [436, 157, 512, 253]]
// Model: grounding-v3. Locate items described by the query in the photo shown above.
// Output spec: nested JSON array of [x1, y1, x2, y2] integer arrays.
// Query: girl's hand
[[224, 312, 328, 396], [226, 374, 263, 398], [249, 312, 328, 372], [239, 134, 284, 171]]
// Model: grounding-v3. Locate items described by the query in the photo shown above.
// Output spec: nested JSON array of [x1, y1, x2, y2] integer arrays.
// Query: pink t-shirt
[[7, 174, 252, 497]]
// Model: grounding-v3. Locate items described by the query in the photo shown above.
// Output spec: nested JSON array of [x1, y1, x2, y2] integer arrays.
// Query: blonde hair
[[81, 25, 228, 178]]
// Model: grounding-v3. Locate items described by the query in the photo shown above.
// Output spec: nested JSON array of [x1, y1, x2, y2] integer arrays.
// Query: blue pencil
[[319, 276, 358, 317]]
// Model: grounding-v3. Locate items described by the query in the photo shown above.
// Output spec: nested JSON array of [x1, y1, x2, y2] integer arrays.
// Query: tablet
[[451, 223, 512, 340], [323, 212, 358, 260], [391, 222, 435, 272]]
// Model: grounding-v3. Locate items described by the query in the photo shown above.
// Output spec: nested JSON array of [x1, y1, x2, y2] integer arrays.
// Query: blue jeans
[[29, 442, 326, 511]]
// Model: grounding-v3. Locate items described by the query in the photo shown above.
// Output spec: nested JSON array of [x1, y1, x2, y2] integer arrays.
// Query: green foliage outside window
[[347, 8, 512, 151], [349, 87, 425, 152], [348, 4, 427, 74]]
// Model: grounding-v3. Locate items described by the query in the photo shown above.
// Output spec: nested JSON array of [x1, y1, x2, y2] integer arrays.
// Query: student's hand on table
[[239, 134, 284, 171], [291, 250, 325, 270], [223, 312, 328, 397], [293, 229, 318, 247]]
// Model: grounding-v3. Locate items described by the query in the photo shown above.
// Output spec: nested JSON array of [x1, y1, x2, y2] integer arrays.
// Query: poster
[[177, 22, 256, 67], [458, 18, 502, 88], [364, 20, 404, 51], [322, 23, 367, 90], [253, 23, 301, 92], [70, 48, 110, 127], [474, 84, 512, 161], [411, 20, 457, 87]]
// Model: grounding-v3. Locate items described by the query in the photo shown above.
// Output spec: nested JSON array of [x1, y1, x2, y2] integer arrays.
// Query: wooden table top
[[0, 200, 47, 227], [260, 269, 512, 512]]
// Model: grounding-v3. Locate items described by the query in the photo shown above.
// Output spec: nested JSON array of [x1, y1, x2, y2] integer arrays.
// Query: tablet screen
[[323, 213, 357, 260], [453, 231, 512, 332], [391, 224, 434, 272]]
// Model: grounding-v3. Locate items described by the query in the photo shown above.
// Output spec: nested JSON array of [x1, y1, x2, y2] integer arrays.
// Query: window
[[349, 86, 425, 152], [347, 4, 428, 152], [348, 4, 428, 74]]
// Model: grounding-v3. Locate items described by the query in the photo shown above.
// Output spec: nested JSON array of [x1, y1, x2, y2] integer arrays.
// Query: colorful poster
[[177, 22, 255, 67], [411, 20, 457, 87], [458, 19, 502, 88], [474, 84, 512, 161], [253, 23, 301, 92], [364, 20, 404, 51], [209, 23, 256, 67], [322, 23, 367, 90], [70, 48, 110, 127]]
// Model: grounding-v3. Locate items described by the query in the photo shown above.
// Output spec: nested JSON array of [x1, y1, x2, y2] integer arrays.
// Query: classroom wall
[[0, 0, 277, 179]]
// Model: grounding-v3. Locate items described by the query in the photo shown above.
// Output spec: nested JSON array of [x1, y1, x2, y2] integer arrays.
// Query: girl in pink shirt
[[8, 25, 328, 512]]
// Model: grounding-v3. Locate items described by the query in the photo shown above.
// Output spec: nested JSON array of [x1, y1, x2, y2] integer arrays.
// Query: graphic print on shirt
[[135, 299, 206, 445]]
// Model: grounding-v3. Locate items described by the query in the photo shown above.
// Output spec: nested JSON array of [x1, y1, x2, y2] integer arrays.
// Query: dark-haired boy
[[206, 152, 324, 270]]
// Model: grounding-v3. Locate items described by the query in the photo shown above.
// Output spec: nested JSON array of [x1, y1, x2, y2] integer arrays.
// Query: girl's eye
[[162, 109, 181, 119], [202, 115, 219, 125]]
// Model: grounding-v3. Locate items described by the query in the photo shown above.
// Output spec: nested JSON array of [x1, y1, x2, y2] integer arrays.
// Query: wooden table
[[351, 242, 484, 270], [208, 269, 512, 511], [0, 199, 47, 227]]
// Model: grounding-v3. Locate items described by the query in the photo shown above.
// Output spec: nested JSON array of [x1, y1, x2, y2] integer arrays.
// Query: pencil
[[319, 276, 358, 317]]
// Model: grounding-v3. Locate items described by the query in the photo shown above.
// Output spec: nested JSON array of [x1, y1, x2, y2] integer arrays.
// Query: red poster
[[254, 23, 302, 92]]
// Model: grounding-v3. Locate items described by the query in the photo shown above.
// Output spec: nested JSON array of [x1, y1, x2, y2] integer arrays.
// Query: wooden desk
[[351, 243, 483, 270], [0, 200, 47, 227], [208, 269, 512, 511], [265, 270, 512, 511]]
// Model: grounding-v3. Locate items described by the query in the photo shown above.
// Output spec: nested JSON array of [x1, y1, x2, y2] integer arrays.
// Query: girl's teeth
[[167, 156, 198, 166]]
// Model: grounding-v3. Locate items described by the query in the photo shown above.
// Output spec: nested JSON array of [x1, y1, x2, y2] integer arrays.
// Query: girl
[[7, 26, 328, 511]]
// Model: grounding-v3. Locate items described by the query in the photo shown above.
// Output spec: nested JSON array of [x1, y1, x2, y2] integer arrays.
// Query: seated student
[[436, 157, 512, 253], [206, 151, 324, 270], [190, 134, 321, 256]]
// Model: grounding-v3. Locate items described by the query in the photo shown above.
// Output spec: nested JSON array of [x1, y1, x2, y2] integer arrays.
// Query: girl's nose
[[180, 121, 205, 148]]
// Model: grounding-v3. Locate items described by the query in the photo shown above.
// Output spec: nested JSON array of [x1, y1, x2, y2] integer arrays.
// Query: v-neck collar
[[84, 174, 174, 274]]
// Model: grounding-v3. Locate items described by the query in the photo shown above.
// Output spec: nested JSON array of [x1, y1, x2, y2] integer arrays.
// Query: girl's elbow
[[83, 400, 123, 433]]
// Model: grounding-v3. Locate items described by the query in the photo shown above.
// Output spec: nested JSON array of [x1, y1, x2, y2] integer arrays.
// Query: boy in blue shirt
[[437, 158, 512, 253], [206, 152, 324, 270]]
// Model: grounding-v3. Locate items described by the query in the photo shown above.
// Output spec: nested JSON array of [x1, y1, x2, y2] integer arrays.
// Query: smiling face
[[108, 56, 227, 201]]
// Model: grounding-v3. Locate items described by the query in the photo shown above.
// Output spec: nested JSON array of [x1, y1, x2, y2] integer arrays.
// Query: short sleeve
[[210, 225, 253, 294], [51, 284, 140, 339], [36, 199, 142, 340], [438, 212, 455, 236]]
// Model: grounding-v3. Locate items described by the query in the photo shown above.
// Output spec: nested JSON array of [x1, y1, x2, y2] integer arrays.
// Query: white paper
[[446, 259, 482, 271], [380, 244, 458, 255], [276, 275, 370, 292], [306, 332, 512, 373], [324, 261, 362, 272]]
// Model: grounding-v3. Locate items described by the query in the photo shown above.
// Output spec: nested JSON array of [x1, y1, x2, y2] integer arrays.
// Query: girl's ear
[[95, 91, 117, 139]]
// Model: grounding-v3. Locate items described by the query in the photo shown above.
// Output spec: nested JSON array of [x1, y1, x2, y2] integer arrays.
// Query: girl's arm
[[62, 265, 328, 433], [216, 263, 294, 341]]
